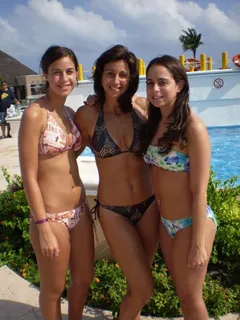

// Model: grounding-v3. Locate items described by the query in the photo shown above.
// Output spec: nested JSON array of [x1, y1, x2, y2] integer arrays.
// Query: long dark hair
[[143, 55, 190, 154], [40, 45, 79, 91], [93, 44, 139, 113]]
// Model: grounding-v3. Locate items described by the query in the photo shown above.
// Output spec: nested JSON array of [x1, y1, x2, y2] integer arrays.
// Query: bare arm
[[187, 115, 210, 266], [75, 105, 94, 148]]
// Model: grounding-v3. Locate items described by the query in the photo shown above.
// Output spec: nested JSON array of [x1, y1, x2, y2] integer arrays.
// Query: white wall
[[66, 69, 240, 127]]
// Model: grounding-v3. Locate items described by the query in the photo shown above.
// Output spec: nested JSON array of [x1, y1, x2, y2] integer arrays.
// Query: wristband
[[35, 218, 48, 225]]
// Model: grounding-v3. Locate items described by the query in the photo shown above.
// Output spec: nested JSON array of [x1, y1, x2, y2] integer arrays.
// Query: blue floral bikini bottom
[[161, 205, 217, 238]]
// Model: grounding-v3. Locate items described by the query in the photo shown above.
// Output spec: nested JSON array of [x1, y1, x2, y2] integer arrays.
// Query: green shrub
[[207, 171, 240, 272], [0, 167, 239, 319]]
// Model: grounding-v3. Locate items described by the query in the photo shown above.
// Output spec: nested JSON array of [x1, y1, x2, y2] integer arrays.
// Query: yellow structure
[[222, 52, 228, 69], [200, 53, 206, 71], [189, 64, 195, 72], [92, 66, 96, 74], [179, 55, 185, 67], [207, 57, 213, 70], [78, 63, 83, 80], [138, 58, 145, 75]]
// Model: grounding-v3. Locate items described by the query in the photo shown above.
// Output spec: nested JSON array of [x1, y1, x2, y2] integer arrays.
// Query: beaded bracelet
[[35, 218, 49, 225]]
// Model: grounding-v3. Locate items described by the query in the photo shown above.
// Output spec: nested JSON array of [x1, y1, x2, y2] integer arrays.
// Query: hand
[[188, 245, 208, 269], [16, 101, 20, 105], [83, 94, 98, 106], [38, 226, 60, 259]]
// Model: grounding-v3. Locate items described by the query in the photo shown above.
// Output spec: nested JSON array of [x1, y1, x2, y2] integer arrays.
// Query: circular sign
[[213, 78, 224, 88]]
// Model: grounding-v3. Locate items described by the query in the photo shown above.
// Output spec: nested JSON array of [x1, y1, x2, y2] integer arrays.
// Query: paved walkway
[[0, 266, 239, 320]]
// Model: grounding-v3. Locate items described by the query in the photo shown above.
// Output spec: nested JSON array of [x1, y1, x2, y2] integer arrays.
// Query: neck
[[45, 90, 66, 115], [104, 97, 121, 114], [159, 103, 175, 123]]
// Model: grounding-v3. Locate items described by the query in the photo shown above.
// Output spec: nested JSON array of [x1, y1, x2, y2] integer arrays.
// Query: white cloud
[[0, 0, 239, 72]]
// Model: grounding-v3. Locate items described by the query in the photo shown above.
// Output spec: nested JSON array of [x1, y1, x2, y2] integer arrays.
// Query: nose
[[112, 74, 120, 84], [60, 72, 68, 82], [153, 83, 160, 91]]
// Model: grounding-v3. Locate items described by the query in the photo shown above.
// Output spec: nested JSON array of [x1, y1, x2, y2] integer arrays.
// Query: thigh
[[69, 206, 94, 282], [159, 221, 174, 277], [99, 207, 153, 286], [135, 199, 159, 263], [30, 221, 70, 291], [172, 219, 216, 298]]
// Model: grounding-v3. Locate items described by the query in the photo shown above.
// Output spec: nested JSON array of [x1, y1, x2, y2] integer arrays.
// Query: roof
[[0, 50, 37, 86]]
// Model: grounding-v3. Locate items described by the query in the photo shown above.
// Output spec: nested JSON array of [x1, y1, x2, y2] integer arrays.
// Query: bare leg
[[1, 124, 6, 137], [30, 222, 70, 320], [172, 219, 216, 320], [68, 208, 94, 320], [133, 200, 159, 319], [6, 122, 11, 136], [99, 207, 154, 320]]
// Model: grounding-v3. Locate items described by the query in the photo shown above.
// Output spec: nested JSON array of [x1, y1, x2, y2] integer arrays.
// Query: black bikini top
[[91, 107, 144, 158]]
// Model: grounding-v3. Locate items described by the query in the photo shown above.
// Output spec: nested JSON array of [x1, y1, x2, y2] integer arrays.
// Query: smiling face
[[146, 64, 182, 111], [44, 56, 77, 97], [101, 60, 130, 99]]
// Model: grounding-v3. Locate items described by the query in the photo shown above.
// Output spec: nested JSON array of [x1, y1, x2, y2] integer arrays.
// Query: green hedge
[[0, 167, 239, 319]]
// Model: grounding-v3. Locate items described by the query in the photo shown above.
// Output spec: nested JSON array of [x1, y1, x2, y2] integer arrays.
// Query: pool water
[[81, 126, 240, 186], [208, 126, 240, 185]]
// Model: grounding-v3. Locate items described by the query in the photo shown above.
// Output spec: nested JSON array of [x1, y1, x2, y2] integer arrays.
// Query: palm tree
[[179, 28, 204, 58]]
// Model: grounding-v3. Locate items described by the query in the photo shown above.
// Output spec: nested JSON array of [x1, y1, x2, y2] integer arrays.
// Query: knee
[[178, 291, 204, 311], [132, 276, 154, 304], [71, 268, 94, 289], [40, 281, 66, 301]]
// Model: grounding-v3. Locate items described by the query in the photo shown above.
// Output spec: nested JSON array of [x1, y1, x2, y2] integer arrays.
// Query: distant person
[[19, 46, 94, 320], [0, 80, 20, 139]]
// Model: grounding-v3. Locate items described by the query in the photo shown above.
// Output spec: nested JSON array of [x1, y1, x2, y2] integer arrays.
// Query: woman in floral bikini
[[143, 55, 217, 320]]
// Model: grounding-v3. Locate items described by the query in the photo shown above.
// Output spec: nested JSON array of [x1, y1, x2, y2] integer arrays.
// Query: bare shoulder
[[76, 103, 99, 120], [22, 100, 45, 123], [132, 95, 148, 120], [186, 112, 208, 140]]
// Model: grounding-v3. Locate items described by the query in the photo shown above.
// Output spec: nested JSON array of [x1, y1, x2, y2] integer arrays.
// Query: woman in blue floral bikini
[[143, 55, 217, 320]]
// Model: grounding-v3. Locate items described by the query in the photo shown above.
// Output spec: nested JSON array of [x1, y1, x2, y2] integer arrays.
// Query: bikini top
[[144, 144, 190, 172], [39, 109, 82, 155], [91, 108, 144, 158]]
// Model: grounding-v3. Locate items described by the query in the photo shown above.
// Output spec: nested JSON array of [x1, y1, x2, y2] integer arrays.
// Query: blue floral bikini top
[[143, 145, 190, 172]]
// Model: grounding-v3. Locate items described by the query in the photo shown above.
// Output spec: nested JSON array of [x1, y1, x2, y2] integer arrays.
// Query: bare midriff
[[151, 166, 193, 220], [96, 153, 153, 205], [38, 150, 85, 213]]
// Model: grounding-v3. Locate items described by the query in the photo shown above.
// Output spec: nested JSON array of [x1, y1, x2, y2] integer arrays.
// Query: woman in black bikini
[[75, 45, 159, 320]]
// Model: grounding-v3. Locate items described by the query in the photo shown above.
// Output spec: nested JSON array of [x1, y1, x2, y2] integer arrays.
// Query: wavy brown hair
[[93, 44, 139, 113], [142, 55, 190, 154]]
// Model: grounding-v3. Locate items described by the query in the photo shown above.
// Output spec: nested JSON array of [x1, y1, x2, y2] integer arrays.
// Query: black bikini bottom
[[91, 195, 155, 225]]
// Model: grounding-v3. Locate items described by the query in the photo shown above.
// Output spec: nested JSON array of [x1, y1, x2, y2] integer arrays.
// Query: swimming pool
[[80, 126, 240, 186]]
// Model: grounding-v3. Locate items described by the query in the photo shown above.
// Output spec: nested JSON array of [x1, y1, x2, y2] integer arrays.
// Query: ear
[[177, 79, 185, 93], [43, 73, 48, 82]]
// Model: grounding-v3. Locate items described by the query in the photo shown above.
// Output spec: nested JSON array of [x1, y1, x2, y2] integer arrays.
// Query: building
[[0, 50, 44, 100]]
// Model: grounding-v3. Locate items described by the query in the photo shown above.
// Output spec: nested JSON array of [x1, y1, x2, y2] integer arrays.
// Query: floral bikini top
[[39, 109, 82, 155], [144, 145, 190, 172]]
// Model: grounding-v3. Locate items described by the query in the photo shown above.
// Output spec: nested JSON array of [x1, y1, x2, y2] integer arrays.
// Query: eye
[[146, 82, 153, 87]]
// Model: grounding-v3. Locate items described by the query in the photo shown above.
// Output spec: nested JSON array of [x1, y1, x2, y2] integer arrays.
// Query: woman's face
[[146, 64, 182, 110], [45, 56, 77, 97], [101, 60, 130, 99]]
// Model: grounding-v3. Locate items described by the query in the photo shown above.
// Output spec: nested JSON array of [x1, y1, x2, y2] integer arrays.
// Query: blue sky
[[0, 0, 239, 75]]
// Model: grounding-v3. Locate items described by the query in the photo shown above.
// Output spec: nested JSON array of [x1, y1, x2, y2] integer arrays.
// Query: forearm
[[191, 192, 207, 247]]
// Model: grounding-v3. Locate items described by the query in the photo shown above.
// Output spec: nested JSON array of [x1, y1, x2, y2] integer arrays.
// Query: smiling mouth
[[153, 96, 164, 100]]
